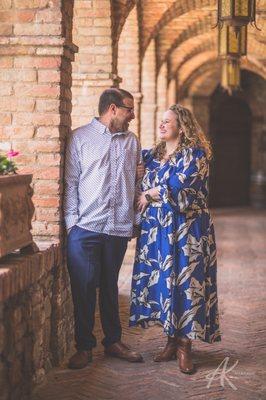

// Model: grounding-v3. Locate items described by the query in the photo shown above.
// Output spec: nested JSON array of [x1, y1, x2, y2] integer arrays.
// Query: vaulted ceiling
[[112, 0, 266, 92]]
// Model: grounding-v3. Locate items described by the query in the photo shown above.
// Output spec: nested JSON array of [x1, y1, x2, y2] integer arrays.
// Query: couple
[[64, 88, 221, 374]]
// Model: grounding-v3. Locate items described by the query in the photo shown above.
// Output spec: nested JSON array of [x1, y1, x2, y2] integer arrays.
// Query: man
[[64, 88, 144, 369]]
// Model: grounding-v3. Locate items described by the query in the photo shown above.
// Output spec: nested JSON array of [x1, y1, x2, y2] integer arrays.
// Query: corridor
[[32, 208, 266, 400]]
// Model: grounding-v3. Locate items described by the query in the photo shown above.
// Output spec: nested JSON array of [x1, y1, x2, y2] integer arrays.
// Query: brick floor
[[31, 208, 266, 400]]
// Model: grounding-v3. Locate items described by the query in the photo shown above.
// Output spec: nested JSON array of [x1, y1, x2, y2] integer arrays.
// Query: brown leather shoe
[[104, 341, 143, 363], [153, 336, 177, 362], [176, 337, 195, 374], [68, 350, 92, 369]]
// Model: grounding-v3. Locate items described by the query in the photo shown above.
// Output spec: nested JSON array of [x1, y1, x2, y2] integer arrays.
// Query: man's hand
[[136, 163, 145, 180]]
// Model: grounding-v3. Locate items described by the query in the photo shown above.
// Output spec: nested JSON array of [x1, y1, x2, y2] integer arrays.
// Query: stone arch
[[158, 16, 214, 71], [142, 0, 216, 54], [169, 33, 216, 79], [179, 54, 266, 100]]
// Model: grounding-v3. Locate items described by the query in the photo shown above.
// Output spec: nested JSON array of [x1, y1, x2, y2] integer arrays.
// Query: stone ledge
[[0, 243, 61, 302]]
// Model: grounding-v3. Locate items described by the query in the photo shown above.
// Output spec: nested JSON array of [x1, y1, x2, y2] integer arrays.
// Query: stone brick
[[35, 126, 60, 139], [13, 139, 60, 153], [13, 0, 51, 9], [0, 45, 36, 56], [76, 1, 93, 9], [37, 153, 61, 165], [16, 154, 37, 165], [14, 83, 60, 99], [34, 166, 60, 180], [35, 208, 60, 222], [34, 180, 60, 195], [0, 10, 36, 23], [0, 69, 37, 82], [31, 221, 60, 236], [0, 0, 12, 8], [0, 97, 35, 112], [37, 70, 61, 83], [2, 126, 35, 139], [32, 196, 60, 208], [0, 84, 12, 96], [0, 57, 13, 68], [36, 99, 60, 113], [0, 24, 13, 35], [35, 8, 62, 23], [14, 23, 61, 36], [12, 112, 61, 126], [14, 57, 61, 69], [0, 113, 11, 125]]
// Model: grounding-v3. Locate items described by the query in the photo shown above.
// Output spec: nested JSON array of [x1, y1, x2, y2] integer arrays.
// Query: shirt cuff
[[65, 214, 79, 230]]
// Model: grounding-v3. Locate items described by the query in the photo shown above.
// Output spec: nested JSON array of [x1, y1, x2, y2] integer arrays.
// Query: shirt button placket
[[108, 136, 117, 233]]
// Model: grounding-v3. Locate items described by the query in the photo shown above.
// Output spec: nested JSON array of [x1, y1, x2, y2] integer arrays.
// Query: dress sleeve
[[158, 147, 208, 212]]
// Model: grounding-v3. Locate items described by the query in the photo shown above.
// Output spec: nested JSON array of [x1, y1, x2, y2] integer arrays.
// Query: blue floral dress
[[129, 147, 221, 343]]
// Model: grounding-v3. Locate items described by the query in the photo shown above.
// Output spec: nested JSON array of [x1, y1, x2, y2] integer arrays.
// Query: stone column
[[71, 0, 117, 129], [0, 0, 77, 241], [167, 77, 177, 107], [141, 39, 157, 149], [156, 63, 168, 140], [118, 6, 141, 137]]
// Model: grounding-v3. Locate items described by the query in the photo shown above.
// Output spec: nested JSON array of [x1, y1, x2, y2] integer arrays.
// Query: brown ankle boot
[[176, 337, 195, 374], [153, 336, 177, 362]]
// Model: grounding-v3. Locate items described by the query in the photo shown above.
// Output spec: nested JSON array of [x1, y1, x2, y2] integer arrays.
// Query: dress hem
[[129, 318, 222, 344]]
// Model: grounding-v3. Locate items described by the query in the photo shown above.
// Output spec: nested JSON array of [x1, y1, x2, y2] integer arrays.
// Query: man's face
[[110, 97, 135, 132]]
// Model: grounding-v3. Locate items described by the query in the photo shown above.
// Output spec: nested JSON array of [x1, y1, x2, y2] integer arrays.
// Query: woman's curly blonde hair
[[153, 104, 212, 161]]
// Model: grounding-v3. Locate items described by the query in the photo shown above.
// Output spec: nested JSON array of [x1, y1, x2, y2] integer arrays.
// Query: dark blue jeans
[[67, 225, 128, 351]]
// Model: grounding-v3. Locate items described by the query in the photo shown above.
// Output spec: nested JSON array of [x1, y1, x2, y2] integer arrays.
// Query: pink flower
[[7, 149, 19, 158]]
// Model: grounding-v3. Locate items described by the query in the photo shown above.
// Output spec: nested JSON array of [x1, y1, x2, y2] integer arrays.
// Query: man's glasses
[[116, 104, 134, 113]]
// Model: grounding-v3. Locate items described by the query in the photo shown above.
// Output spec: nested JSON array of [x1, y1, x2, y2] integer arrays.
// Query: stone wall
[[0, 245, 73, 400]]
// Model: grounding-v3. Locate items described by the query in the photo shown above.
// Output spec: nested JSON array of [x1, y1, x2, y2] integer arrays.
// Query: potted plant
[[0, 149, 37, 258]]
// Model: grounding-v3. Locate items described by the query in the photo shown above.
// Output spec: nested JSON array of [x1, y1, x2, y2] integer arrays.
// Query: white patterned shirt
[[64, 117, 141, 237]]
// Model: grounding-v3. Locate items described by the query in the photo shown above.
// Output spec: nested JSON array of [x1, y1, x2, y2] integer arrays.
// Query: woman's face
[[159, 110, 179, 141]]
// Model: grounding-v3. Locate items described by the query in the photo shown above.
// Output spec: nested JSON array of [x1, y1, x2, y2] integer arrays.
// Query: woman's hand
[[137, 192, 150, 213], [148, 187, 161, 201]]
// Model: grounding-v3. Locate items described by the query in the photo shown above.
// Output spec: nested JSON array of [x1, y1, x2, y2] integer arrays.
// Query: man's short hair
[[98, 88, 133, 116]]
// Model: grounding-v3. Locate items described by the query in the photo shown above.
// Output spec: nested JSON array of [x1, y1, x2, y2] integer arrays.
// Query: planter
[[0, 174, 35, 258]]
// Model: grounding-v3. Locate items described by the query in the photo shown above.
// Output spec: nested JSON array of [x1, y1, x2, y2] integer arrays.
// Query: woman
[[129, 104, 221, 374]]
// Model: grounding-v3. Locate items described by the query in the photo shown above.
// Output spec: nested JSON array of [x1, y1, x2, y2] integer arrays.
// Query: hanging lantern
[[219, 24, 247, 57], [221, 57, 241, 92], [216, 0, 260, 35]]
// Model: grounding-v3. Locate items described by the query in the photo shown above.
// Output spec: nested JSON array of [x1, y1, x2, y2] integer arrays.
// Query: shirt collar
[[92, 117, 129, 137], [92, 117, 108, 135]]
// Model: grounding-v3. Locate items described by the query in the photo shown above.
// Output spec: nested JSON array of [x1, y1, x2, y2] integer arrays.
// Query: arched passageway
[[209, 89, 252, 207]]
